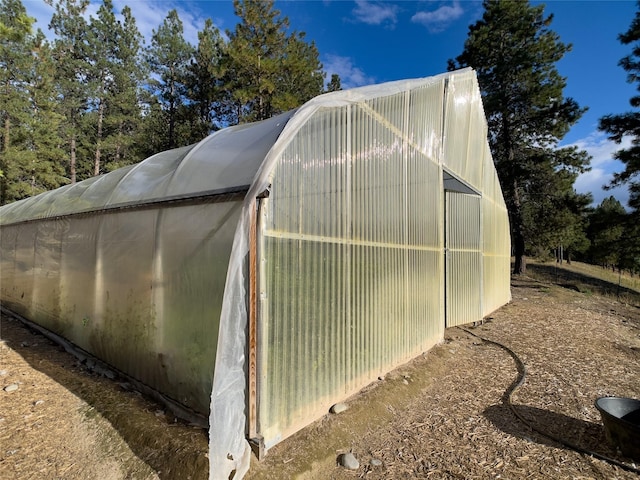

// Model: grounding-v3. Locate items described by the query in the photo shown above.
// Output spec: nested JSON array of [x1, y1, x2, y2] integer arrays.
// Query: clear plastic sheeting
[[0, 68, 511, 480], [0, 112, 295, 226]]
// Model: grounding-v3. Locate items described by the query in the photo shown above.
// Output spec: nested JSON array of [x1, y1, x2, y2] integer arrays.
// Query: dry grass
[[1, 264, 639, 479]]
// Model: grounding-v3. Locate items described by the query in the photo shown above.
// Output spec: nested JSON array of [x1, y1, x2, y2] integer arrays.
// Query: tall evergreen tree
[[599, 2, 640, 212], [449, 0, 590, 273], [226, 0, 324, 123], [326, 73, 342, 92], [103, 5, 145, 171], [86, 0, 117, 177], [8, 32, 67, 200], [275, 30, 324, 110], [587, 196, 626, 268], [0, 0, 65, 204], [226, 0, 289, 122], [47, 0, 91, 184], [86, 1, 145, 174], [185, 17, 226, 141], [0, 0, 33, 181], [145, 9, 194, 150]]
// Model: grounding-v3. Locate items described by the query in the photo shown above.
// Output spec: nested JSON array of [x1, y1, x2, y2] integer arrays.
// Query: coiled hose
[[458, 326, 640, 475]]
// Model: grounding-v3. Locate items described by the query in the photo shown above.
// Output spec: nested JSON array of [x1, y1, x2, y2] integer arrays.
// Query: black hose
[[458, 326, 640, 475]]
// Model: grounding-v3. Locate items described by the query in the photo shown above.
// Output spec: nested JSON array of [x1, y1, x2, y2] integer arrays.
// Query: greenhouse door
[[444, 187, 483, 327]]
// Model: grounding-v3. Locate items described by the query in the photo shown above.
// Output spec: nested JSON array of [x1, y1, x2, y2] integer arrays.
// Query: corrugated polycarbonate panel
[[445, 191, 483, 327], [480, 142, 511, 316], [443, 71, 484, 190], [482, 195, 511, 316], [259, 101, 444, 447], [409, 81, 445, 162]]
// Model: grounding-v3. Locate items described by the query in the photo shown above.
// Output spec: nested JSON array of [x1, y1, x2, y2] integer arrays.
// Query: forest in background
[[1, 0, 337, 198], [1, 0, 639, 274]]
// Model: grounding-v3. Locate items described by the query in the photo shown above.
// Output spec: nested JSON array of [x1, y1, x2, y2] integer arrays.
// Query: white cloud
[[24, 0, 217, 47], [351, 0, 398, 27], [411, 1, 464, 33], [323, 54, 375, 89], [567, 131, 632, 208], [113, 0, 207, 46]]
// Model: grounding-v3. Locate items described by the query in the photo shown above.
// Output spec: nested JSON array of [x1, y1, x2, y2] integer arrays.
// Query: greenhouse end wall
[[249, 69, 511, 449]]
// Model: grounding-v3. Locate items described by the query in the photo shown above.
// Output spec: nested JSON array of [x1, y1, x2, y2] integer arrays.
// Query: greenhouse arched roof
[[0, 110, 296, 226]]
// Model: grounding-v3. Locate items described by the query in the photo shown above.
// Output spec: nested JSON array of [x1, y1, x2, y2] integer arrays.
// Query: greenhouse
[[0, 68, 511, 479]]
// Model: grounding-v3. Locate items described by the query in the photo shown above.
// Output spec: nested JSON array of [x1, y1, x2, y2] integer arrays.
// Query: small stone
[[338, 453, 359, 470], [20, 341, 29, 347], [4, 384, 19, 393], [377, 375, 385, 381], [330, 402, 349, 414], [0, 370, 8, 376], [370, 458, 383, 467], [402, 379, 409, 385], [34, 400, 44, 406]]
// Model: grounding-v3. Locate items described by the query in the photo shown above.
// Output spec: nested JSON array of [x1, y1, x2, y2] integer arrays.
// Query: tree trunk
[[115, 121, 123, 164], [513, 227, 526, 274], [169, 75, 176, 149], [70, 135, 76, 184], [511, 176, 526, 274], [94, 98, 105, 176]]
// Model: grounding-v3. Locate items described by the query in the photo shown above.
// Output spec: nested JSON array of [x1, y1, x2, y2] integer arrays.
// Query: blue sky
[[24, 0, 638, 208]]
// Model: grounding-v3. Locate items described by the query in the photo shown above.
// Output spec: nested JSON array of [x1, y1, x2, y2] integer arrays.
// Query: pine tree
[[103, 5, 145, 172], [0, 0, 65, 204], [86, 0, 117, 177], [275, 30, 324, 111], [86, 1, 145, 174], [46, 0, 91, 184], [226, 0, 289, 122], [185, 17, 226, 142], [327, 73, 342, 92], [587, 196, 626, 268], [599, 2, 640, 212], [226, 0, 324, 123], [145, 9, 194, 150], [0, 0, 33, 186], [449, 0, 590, 274], [28, 33, 66, 189]]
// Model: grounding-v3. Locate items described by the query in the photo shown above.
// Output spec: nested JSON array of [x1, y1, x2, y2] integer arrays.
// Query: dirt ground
[[1, 263, 640, 479]]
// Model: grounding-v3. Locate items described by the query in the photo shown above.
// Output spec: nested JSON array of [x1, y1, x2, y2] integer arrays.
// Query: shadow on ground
[[483, 402, 638, 465], [527, 264, 640, 305], [2, 314, 209, 480]]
